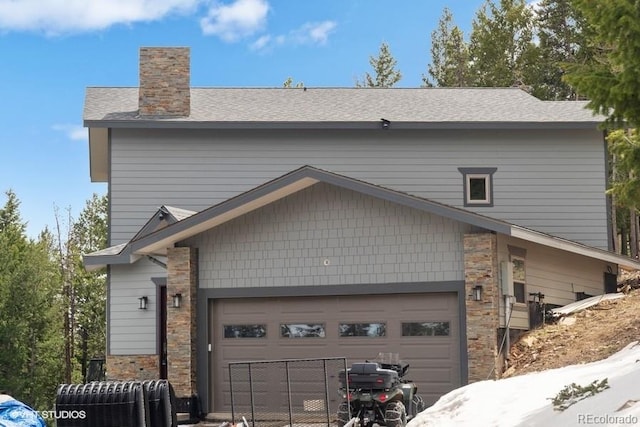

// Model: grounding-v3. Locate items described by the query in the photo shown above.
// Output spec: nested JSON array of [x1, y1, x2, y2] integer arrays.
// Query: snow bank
[[408, 342, 640, 427]]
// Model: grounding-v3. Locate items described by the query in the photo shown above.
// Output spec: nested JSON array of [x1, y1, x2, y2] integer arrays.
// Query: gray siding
[[109, 128, 608, 249], [109, 258, 164, 354], [185, 183, 469, 288]]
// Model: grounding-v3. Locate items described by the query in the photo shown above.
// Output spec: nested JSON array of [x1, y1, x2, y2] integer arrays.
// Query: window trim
[[458, 167, 497, 207]]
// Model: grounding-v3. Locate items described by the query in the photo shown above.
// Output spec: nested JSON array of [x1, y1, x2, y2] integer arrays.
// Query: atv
[[337, 354, 426, 427]]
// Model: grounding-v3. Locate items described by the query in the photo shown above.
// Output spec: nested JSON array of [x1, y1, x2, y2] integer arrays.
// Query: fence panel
[[229, 357, 348, 427]]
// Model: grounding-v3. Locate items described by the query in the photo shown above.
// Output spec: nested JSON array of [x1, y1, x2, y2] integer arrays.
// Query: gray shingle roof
[[84, 87, 601, 129]]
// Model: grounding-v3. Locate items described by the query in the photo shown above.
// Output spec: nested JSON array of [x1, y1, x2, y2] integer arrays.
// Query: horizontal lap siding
[[109, 258, 165, 354], [498, 236, 613, 308], [109, 128, 608, 249]]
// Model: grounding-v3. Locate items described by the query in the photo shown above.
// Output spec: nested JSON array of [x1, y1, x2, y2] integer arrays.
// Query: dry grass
[[503, 289, 640, 377]]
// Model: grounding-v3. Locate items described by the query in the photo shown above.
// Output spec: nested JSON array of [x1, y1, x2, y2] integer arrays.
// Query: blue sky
[[0, 0, 494, 238]]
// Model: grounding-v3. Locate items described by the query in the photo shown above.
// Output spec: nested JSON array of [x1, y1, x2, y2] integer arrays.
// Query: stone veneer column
[[167, 247, 197, 397], [464, 233, 500, 382]]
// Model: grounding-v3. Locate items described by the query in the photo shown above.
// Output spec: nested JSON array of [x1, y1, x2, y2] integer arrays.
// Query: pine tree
[[357, 42, 402, 87], [468, 0, 537, 88], [564, 0, 640, 128], [69, 194, 108, 380], [424, 8, 471, 87], [534, 0, 593, 100], [0, 191, 64, 410]]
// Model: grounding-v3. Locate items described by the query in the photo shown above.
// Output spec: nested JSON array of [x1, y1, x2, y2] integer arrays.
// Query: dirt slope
[[504, 288, 640, 377]]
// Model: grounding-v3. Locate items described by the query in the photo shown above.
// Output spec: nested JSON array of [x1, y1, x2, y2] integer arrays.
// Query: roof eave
[[83, 120, 602, 131], [510, 227, 640, 270]]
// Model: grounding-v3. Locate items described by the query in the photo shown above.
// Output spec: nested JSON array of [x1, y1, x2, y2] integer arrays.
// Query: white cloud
[[0, 0, 201, 35], [250, 34, 271, 50], [300, 21, 336, 44], [251, 20, 337, 52], [53, 124, 87, 141], [200, 0, 269, 41]]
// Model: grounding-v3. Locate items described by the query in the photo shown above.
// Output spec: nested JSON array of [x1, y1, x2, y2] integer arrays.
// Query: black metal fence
[[229, 357, 348, 427]]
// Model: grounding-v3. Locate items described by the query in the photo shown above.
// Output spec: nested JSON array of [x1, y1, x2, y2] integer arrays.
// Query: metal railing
[[229, 357, 348, 427]]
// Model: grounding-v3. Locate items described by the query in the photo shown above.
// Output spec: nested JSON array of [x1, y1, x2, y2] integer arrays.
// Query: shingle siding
[[185, 183, 468, 288]]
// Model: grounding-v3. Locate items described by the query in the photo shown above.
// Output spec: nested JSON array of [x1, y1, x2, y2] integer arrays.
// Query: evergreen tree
[[468, 0, 538, 88], [424, 8, 471, 87], [69, 194, 108, 381], [535, 0, 593, 100], [564, 0, 640, 129], [357, 42, 402, 87], [0, 191, 64, 410]]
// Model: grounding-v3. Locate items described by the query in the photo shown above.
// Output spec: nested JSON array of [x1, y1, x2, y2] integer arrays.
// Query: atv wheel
[[384, 401, 406, 427], [336, 401, 351, 427], [410, 394, 426, 417]]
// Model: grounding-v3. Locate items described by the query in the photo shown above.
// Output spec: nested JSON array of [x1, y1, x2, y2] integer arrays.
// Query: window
[[458, 167, 497, 207], [512, 258, 526, 303], [339, 323, 386, 337], [280, 323, 326, 338], [402, 322, 450, 336], [223, 324, 266, 338]]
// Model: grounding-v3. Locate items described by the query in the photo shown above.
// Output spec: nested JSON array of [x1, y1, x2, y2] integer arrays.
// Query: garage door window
[[339, 323, 386, 337], [402, 322, 450, 337], [224, 324, 266, 338], [280, 323, 326, 338]]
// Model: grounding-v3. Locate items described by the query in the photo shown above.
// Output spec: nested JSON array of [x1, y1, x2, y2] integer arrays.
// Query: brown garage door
[[210, 292, 460, 411]]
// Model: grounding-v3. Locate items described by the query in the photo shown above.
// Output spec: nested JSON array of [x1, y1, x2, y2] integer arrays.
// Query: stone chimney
[[139, 47, 190, 117]]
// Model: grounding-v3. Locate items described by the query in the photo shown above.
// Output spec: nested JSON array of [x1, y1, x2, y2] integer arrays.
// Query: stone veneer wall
[[167, 247, 198, 397], [464, 232, 500, 382], [106, 355, 159, 381], [139, 47, 190, 117]]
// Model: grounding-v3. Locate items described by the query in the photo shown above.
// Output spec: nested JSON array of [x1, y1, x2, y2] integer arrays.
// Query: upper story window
[[458, 167, 497, 207]]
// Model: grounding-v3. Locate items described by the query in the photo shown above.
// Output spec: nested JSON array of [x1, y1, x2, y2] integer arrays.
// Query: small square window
[[458, 168, 497, 207], [468, 175, 490, 202]]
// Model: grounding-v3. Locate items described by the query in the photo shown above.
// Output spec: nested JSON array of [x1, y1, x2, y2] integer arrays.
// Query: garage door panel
[[400, 344, 455, 360], [410, 367, 455, 383], [211, 292, 461, 411]]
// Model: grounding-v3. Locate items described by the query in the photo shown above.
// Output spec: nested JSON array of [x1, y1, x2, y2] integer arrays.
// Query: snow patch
[[409, 342, 640, 427]]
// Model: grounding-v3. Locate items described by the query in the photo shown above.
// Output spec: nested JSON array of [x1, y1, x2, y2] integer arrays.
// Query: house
[[82, 47, 640, 414]]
